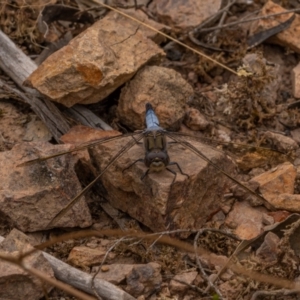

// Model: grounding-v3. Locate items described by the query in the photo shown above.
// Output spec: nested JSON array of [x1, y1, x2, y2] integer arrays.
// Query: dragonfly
[[19, 102, 288, 230]]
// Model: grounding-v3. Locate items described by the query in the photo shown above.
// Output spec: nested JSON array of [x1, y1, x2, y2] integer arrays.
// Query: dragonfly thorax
[[143, 129, 170, 172]]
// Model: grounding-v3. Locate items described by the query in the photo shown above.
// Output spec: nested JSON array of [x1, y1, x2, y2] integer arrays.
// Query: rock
[[262, 213, 274, 226], [250, 162, 297, 204], [256, 232, 280, 264], [184, 107, 209, 131], [270, 194, 300, 212], [267, 211, 290, 223], [67, 245, 114, 268], [94, 264, 135, 284], [88, 128, 235, 236], [0, 229, 54, 300], [249, 1, 300, 53], [23, 116, 52, 142], [225, 201, 267, 239], [126, 262, 162, 297], [263, 131, 298, 153], [117, 66, 193, 130], [292, 62, 300, 99], [291, 128, 300, 145], [150, 0, 222, 32], [169, 271, 198, 294], [0, 142, 92, 231], [25, 11, 165, 107]]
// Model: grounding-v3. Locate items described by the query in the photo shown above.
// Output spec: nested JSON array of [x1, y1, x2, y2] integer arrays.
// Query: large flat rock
[[89, 134, 236, 236]]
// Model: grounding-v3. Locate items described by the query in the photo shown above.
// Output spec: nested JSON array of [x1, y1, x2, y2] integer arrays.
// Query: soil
[[1, 1, 300, 300]]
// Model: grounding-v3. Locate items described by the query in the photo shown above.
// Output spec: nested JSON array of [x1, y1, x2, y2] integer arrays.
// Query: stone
[[249, 1, 300, 53], [89, 128, 235, 236], [67, 246, 114, 268], [290, 128, 300, 145], [225, 201, 267, 240], [0, 229, 54, 300], [126, 262, 162, 297], [23, 116, 52, 142], [169, 271, 198, 294], [25, 11, 165, 107], [117, 66, 193, 130], [256, 232, 280, 264], [262, 213, 274, 226], [95, 264, 135, 284], [184, 107, 209, 131], [270, 194, 300, 212], [250, 162, 297, 203], [263, 131, 298, 153], [267, 211, 290, 223], [150, 0, 222, 32], [292, 63, 300, 99], [0, 142, 92, 231]]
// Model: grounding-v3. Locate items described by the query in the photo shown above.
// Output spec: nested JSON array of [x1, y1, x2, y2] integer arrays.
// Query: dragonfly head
[[145, 150, 169, 172]]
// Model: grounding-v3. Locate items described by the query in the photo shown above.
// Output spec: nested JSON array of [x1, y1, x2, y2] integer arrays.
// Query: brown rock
[[263, 131, 298, 153], [23, 116, 52, 142], [292, 62, 300, 98], [150, 0, 222, 32], [25, 12, 165, 107], [256, 232, 280, 263], [250, 1, 300, 53], [250, 162, 297, 203], [169, 271, 198, 294], [126, 262, 162, 297], [68, 246, 114, 268], [0, 142, 92, 231], [268, 210, 290, 223], [290, 128, 300, 145], [270, 194, 300, 212], [117, 66, 193, 130], [89, 130, 235, 236], [225, 201, 267, 239], [184, 107, 209, 131], [0, 229, 54, 300], [95, 264, 135, 284]]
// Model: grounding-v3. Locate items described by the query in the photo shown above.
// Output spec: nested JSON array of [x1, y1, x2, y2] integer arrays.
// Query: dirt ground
[[1, 0, 300, 299]]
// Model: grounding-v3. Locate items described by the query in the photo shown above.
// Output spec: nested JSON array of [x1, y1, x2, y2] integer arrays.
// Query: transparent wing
[[46, 132, 145, 228], [164, 131, 289, 207], [17, 131, 142, 166], [167, 131, 292, 169]]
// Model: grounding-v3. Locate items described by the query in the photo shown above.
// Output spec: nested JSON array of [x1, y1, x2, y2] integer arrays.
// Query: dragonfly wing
[[46, 133, 144, 228], [89, 130, 236, 236], [164, 132, 274, 208], [18, 130, 142, 166]]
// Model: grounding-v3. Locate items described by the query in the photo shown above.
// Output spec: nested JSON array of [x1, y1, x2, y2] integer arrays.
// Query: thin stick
[[199, 8, 300, 33]]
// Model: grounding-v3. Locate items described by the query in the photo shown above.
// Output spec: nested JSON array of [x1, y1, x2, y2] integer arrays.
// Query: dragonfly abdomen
[[145, 103, 160, 129]]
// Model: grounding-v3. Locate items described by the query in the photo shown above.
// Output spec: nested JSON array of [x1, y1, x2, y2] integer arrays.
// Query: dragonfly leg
[[122, 158, 144, 173], [141, 169, 150, 180], [166, 167, 177, 186], [168, 162, 189, 179]]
